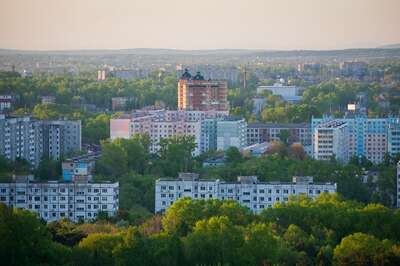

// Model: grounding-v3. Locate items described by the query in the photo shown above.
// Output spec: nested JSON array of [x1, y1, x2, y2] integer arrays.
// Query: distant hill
[[378, 43, 400, 49]]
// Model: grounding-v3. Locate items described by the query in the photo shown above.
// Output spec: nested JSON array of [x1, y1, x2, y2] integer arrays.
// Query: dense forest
[[1, 194, 400, 266]]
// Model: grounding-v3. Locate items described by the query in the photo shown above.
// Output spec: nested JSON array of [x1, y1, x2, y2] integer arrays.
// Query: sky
[[0, 0, 399, 51]]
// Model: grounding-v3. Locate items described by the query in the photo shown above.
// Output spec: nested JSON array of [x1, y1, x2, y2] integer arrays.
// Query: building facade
[[0, 115, 81, 167], [177, 69, 229, 111], [257, 83, 301, 103], [0, 176, 119, 222], [217, 117, 247, 151], [155, 173, 337, 213], [313, 120, 349, 162], [110, 109, 229, 155], [397, 161, 400, 208], [62, 152, 101, 182], [312, 116, 398, 164], [0, 95, 12, 111], [388, 119, 400, 156], [40, 120, 82, 161], [247, 123, 312, 147]]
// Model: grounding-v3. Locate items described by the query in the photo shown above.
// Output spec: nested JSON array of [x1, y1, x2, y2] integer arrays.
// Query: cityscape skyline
[[1, 0, 400, 51]]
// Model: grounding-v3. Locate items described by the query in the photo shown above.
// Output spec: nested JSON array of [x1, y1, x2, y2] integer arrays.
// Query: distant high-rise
[[177, 69, 229, 111]]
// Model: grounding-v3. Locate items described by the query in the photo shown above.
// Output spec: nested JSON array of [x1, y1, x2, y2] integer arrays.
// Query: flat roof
[[248, 123, 310, 129]]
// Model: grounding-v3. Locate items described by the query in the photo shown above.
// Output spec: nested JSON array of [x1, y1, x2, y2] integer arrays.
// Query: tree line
[[1, 194, 400, 265]]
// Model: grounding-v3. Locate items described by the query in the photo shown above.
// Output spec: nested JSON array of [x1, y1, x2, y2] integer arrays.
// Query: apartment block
[[155, 173, 336, 213], [0, 175, 119, 222], [247, 123, 311, 146], [178, 69, 229, 111], [312, 116, 398, 163], [110, 109, 229, 155], [40, 120, 82, 161], [217, 117, 247, 151], [313, 120, 349, 163], [0, 95, 12, 111], [397, 161, 400, 208], [388, 119, 400, 156], [0, 115, 81, 167]]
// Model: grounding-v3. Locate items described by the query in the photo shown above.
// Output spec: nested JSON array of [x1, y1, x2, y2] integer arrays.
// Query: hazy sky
[[0, 0, 399, 50]]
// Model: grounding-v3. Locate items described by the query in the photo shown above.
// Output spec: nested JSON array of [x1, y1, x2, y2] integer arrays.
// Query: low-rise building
[[111, 97, 134, 111], [0, 95, 12, 111], [0, 175, 119, 222], [240, 142, 269, 157], [110, 109, 229, 155], [155, 173, 337, 213], [257, 83, 302, 103], [202, 156, 225, 168], [62, 152, 101, 182], [247, 123, 311, 147], [252, 97, 267, 114], [41, 96, 56, 105]]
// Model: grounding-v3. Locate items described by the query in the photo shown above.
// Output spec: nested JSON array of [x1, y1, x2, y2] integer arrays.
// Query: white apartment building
[[257, 83, 301, 103], [313, 120, 349, 163], [155, 173, 337, 213], [217, 117, 247, 151], [110, 109, 229, 155], [0, 176, 119, 222]]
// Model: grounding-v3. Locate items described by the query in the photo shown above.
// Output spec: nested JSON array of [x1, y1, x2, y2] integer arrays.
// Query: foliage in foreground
[[1, 194, 400, 266]]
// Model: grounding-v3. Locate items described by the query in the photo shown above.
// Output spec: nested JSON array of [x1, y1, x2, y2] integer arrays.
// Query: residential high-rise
[[0, 115, 41, 166], [388, 119, 400, 156], [177, 69, 229, 111], [397, 161, 400, 208], [0, 115, 81, 167], [40, 120, 82, 161], [217, 117, 247, 151], [155, 173, 337, 213], [313, 120, 349, 163], [312, 116, 397, 163]]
